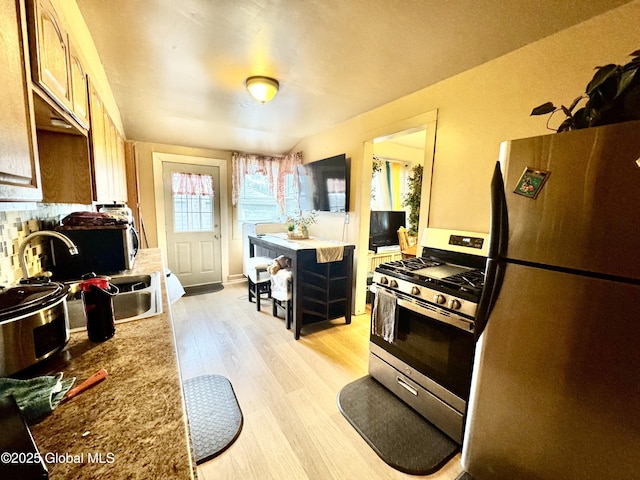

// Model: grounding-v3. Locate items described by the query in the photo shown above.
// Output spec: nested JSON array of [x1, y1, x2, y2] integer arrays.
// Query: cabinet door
[[38, 130, 92, 204], [114, 129, 128, 201], [29, 0, 72, 112], [89, 82, 128, 203], [89, 85, 109, 202], [124, 140, 141, 228], [0, 0, 42, 201], [105, 116, 117, 199], [69, 42, 89, 129]]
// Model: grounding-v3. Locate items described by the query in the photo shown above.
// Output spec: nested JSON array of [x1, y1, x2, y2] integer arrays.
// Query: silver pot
[[0, 283, 70, 376]]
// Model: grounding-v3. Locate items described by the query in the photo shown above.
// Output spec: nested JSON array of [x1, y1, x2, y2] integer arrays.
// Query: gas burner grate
[[384, 257, 443, 272], [444, 269, 485, 290]]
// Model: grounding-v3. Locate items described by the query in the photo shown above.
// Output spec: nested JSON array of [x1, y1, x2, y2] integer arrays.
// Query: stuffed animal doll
[[267, 255, 291, 275]]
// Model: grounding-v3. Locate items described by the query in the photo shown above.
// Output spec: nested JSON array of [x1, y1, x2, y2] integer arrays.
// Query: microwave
[[49, 224, 139, 280]]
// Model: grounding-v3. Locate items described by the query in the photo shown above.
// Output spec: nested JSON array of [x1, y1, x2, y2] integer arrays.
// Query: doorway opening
[[354, 110, 438, 315], [152, 152, 229, 287]]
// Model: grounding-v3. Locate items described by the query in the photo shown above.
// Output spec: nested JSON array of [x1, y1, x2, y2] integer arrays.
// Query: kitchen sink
[[66, 271, 163, 331], [114, 291, 152, 319]]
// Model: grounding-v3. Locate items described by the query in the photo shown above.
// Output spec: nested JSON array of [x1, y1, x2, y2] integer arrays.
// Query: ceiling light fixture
[[245, 76, 279, 103]]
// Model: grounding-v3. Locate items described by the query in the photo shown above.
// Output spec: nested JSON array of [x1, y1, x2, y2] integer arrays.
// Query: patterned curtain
[[371, 156, 408, 211], [171, 172, 215, 196], [231, 151, 302, 212]]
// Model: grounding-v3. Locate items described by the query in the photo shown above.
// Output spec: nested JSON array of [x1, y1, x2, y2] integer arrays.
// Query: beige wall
[[291, 0, 640, 313]]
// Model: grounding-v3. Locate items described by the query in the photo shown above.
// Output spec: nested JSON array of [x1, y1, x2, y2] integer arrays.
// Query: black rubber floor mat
[[183, 283, 224, 297], [183, 375, 243, 464], [337, 375, 458, 475]]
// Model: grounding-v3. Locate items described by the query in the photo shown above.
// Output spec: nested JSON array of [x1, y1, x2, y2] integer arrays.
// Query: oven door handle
[[396, 297, 474, 332]]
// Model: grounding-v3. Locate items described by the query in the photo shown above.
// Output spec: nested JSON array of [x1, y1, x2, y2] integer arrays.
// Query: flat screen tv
[[369, 210, 406, 251], [298, 154, 350, 212]]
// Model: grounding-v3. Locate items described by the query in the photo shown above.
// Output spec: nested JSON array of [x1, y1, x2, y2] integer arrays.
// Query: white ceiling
[[76, 0, 631, 156]]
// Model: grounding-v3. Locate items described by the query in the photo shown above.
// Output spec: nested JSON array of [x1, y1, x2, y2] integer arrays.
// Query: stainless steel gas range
[[369, 228, 488, 444]]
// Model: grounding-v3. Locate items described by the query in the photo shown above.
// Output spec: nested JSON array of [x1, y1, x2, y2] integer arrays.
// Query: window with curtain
[[171, 172, 215, 232], [232, 152, 302, 224]]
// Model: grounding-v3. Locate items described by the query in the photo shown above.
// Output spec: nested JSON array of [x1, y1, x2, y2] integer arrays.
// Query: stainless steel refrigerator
[[462, 120, 640, 479]]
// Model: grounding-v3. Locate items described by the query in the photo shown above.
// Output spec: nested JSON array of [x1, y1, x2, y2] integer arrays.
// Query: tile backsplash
[[0, 204, 91, 286]]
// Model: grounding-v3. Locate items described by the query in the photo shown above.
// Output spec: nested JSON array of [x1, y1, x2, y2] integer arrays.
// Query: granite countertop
[[29, 249, 195, 479]]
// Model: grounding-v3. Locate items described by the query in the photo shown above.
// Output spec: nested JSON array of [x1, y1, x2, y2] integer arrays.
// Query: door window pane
[[171, 171, 215, 233], [173, 193, 213, 232]]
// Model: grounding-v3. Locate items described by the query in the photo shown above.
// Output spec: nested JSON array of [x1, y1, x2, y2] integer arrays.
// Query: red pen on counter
[[63, 369, 109, 401]]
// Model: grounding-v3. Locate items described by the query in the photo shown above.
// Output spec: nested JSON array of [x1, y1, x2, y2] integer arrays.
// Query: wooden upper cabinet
[[26, 0, 89, 130], [0, 0, 42, 201], [38, 129, 92, 204], [115, 131, 127, 202], [27, 0, 73, 112], [106, 115, 128, 203], [69, 41, 89, 129], [88, 83, 127, 203], [125, 141, 142, 230], [89, 84, 110, 202]]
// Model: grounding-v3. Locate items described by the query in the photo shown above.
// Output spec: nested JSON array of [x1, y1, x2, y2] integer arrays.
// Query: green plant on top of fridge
[[531, 49, 640, 132]]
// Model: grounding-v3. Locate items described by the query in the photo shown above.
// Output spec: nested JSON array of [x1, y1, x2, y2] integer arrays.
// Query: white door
[[162, 162, 222, 287]]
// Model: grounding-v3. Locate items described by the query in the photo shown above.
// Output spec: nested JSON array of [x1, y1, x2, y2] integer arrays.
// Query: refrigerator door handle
[[476, 162, 509, 340], [489, 161, 509, 259], [475, 259, 505, 340]]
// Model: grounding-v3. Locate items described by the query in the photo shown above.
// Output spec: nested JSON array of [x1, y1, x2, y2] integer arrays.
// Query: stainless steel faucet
[[18, 231, 79, 280]]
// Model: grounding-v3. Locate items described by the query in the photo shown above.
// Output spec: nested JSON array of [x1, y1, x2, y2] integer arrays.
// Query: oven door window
[[371, 302, 475, 401]]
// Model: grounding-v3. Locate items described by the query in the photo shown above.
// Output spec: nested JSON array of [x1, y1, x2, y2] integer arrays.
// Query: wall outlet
[[344, 213, 350, 224]]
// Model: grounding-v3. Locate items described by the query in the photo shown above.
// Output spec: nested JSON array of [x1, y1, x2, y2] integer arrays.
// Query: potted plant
[[402, 164, 423, 237], [285, 210, 318, 239], [531, 50, 640, 132]]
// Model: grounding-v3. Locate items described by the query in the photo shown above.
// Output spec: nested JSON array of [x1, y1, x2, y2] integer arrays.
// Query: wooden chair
[[398, 226, 417, 258]]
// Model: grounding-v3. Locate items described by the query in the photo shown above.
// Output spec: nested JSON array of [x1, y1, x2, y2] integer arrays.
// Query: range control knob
[[379, 276, 388, 285], [389, 279, 398, 288], [448, 299, 462, 310], [434, 294, 446, 305], [411, 286, 420, 295]]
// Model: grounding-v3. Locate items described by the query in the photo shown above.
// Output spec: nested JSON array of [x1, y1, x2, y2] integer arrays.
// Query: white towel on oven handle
[[371, 287, 397, 343]]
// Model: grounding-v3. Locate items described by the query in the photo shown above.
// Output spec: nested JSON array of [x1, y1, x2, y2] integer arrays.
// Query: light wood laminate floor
[[172, 282, 464, 480]]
